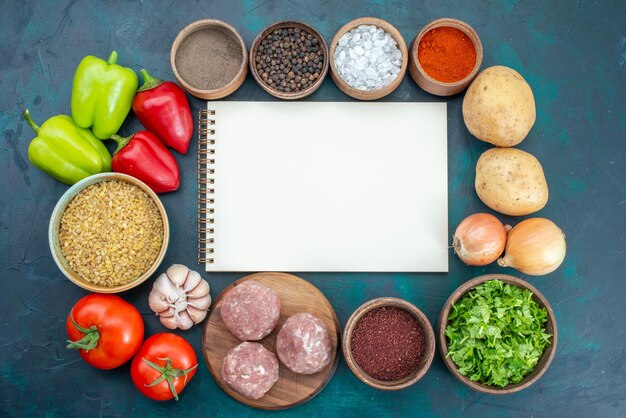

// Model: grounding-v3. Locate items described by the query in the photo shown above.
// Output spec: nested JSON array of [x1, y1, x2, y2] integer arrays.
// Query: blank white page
[[205, 101, 447, 272]]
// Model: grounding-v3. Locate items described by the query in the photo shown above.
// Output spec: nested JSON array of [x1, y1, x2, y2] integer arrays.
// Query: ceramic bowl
[[249, 21, 329, 100], [409, 18, 483, 96], [171, 19, 248, 100], [49, 173, 169, 293], [342, 297, 436, 390], [438, 274, 558, 394], [329, 17, 408, 100]]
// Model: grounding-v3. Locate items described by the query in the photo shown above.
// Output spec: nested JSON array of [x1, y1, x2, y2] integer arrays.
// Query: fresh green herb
[[445, 280, 552, 387]]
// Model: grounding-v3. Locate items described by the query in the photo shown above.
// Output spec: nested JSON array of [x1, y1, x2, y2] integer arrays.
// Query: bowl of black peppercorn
[[250, 21, 329, 100]]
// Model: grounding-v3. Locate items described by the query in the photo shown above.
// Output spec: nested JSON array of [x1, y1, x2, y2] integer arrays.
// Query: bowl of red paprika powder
[[409, 18, 483, 96], [342, 297, 436, 390]]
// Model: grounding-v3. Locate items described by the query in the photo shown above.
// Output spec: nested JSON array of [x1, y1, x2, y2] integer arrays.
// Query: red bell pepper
[[110, 131, 180, 193], [132, 69, 193, 154]]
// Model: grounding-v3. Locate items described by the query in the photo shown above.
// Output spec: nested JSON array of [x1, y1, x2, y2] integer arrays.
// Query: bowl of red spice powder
[[342, 297, 436, 390], [409, 18, 483, 96]]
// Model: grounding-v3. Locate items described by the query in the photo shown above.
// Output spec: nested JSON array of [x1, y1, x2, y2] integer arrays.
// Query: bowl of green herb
[[438, 274, 557, 394]]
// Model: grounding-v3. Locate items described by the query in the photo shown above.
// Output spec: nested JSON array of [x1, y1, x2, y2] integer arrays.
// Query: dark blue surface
[[1, 1, 625, 417]]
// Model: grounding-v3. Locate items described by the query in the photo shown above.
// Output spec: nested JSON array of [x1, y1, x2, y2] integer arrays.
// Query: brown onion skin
[[497, 217, 566, 275], [453, 213, 507, 266]]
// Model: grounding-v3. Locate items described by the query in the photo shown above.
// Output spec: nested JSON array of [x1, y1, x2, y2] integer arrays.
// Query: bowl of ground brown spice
[[171, 19, 248, 100], [409, 18, 483, 96], [49, 173, 169, 293], [342, 297, 436, 390]]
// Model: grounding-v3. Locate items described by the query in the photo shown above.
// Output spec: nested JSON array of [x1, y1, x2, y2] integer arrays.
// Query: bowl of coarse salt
[[330, 17, 408, 100]]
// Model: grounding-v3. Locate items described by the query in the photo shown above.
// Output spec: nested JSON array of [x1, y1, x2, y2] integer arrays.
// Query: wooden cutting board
[[202, 272, 341, 410]]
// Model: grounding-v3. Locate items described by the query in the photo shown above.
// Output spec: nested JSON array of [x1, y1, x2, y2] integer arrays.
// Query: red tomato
[[131, 333, 198, 401], [66, 294, 144, 370]]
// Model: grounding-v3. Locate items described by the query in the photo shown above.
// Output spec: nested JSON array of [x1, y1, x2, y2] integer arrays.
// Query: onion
[[453, 213, 508, 266], [498, 218, 566, 275]]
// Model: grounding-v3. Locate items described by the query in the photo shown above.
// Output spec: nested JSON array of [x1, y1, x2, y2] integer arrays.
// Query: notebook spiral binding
[[198, 109, 216, 264]]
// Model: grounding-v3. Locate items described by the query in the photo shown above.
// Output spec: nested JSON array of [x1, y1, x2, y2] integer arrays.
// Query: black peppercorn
[[255, 25, 325, 94]]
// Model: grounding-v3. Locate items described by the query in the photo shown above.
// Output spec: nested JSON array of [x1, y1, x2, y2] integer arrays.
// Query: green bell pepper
[[71, 50, 138, 139], [24, 109, 112, 185]]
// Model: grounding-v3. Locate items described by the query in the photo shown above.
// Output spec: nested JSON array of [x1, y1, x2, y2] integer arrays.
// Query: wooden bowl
[[48, 173, 169, 293], [249, 21, 329, 100], [438, 274, 558, 394], [342, 297, 435, 390], [202, 272, 341, 409], [409, 18, 483, 96], [170, 19, 248, 100], [329, 17, 408, 100]]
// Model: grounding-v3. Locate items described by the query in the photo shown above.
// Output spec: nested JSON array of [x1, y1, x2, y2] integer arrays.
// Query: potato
[[463, 66, 536, 147], [475, 147, 548, 216]]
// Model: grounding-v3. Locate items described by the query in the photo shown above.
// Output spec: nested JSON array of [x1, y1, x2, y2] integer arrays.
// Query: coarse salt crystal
[[334, 25, 402, 91]]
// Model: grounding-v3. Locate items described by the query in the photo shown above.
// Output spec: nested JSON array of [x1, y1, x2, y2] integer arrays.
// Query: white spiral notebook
[[198, 101, 448, 272]]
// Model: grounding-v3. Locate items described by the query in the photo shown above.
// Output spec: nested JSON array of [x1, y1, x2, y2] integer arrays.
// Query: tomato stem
[[142, 357, 198, 401], [66, 311, 100, 351]]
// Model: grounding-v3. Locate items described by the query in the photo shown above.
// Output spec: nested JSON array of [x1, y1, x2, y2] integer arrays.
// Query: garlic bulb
[[498, 218, 566, 276], [148, 264, 211, 330]]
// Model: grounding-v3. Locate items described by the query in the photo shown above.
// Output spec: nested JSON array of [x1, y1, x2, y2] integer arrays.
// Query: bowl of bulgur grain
[[49, 173, 169, 293]]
